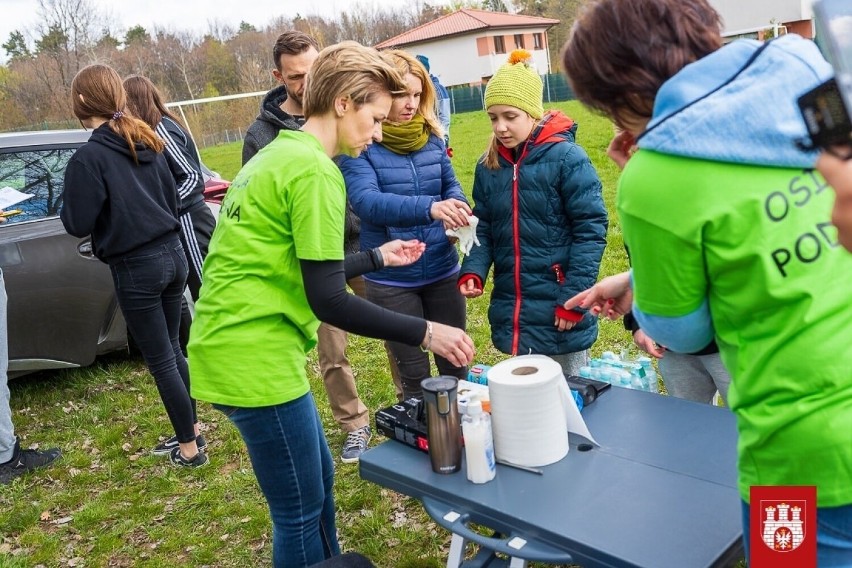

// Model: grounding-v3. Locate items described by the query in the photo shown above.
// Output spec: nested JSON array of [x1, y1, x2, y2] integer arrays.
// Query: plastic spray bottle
[[462, 400, 496, 483]]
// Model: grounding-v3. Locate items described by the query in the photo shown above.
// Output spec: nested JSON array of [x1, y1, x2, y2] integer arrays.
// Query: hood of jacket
[[638, 34, 833, 169], [89, 123, 158, 163], [497, 110, 577, 163], [257, 85, 304, 131]]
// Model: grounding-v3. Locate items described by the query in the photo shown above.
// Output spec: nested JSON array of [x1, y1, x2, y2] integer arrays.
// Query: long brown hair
[[384, 49, 443, 138], [123, 74, 183, 130], [561, 0, 722, 130], [71, 64, 164, 162]]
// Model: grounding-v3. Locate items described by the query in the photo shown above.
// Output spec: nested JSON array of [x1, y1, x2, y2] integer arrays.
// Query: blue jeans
[[110, 238, 196, 442], [214, 393, 339, 568], [741, 500, 852, 566]]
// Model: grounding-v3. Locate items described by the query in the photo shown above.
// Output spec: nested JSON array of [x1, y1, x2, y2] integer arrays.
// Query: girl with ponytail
[[61, 63, 207, 468]]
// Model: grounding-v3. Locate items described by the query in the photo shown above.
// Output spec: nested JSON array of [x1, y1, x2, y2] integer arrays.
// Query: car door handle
[[77, 240, 95, 257]]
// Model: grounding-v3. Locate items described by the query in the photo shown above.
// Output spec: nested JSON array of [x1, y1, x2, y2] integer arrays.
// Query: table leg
[[447, 533, 467, 568]]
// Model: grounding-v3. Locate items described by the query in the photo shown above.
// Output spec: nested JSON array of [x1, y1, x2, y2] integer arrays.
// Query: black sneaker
[[341, 425, 372, 464], [151, 434, 207, 456], [0, 438, 62, 485], [168, 447, 208, 468]]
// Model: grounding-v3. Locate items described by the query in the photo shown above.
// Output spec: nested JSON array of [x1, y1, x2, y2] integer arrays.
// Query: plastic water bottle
[[462, 400, 496, 484], [636, 356, 659, 393], [467, 364, 491, 385]]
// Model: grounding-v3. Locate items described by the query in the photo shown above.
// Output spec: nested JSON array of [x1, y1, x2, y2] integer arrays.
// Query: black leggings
[[178, 203, 216, 352], [365, 274, 467, 399]]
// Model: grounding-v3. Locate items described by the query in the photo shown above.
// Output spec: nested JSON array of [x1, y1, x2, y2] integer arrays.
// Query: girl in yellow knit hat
[[458, 49, 608, 376]]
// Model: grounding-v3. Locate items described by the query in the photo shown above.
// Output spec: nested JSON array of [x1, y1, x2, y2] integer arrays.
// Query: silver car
[[0, 130, 127, 376], [0, 130, 228, 377]]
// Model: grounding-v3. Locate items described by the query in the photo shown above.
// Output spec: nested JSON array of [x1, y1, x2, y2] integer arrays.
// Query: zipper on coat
[[502, 136, 533, 355], [407, 156, 427, 281], [511, 162, 522, 355]]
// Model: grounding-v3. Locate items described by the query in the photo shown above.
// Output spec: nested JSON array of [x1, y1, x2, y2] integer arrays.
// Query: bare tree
[[35, 0, 109, 83], [229, 29, 274, 93], [152, 29, 203, 100]]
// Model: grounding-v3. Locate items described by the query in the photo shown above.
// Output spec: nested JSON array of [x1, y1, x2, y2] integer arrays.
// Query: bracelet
[[420, 320, 433, 352], [370, 247, 384, 270]]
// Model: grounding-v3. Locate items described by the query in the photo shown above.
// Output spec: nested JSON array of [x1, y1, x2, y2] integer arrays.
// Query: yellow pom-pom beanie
[[484, 49, 543, 119]]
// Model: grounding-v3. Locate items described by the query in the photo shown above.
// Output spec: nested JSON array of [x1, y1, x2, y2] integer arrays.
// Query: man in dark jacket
[[241, 31, 318, 166], [241, 31, 387, 463]]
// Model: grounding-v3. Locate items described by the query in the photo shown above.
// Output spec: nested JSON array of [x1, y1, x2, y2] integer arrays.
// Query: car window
[[0, 147, 75, 224]]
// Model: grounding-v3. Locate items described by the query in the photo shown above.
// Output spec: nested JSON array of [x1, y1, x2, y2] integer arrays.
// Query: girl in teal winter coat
[[458, 50, 608, 376]]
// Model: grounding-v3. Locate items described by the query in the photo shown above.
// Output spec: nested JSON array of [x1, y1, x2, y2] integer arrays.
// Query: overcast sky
[[2, 0, 436, 62]]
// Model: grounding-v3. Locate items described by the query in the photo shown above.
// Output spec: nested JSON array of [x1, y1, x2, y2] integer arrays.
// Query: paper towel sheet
[[558, 378, 598, 446]]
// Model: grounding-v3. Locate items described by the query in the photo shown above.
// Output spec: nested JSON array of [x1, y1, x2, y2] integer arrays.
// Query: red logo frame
[[750, 486, 816, 568]]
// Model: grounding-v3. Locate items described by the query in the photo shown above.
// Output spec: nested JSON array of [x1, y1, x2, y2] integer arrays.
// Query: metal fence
[[201, 128, 246, 148], [8, 119, 80, 132], [6, 75, 576, 148], [447, 72, 575, 114]]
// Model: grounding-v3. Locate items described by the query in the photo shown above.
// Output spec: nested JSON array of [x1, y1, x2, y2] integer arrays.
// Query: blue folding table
[[359, 386, 744, 568]]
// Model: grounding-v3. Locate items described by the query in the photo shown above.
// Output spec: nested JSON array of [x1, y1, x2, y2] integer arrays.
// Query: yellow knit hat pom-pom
[[484, 48, 543, 119], [508, 49, 532, 66]]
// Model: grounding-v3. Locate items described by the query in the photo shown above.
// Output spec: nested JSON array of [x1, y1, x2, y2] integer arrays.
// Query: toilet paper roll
[[487, 354, 569, 467]]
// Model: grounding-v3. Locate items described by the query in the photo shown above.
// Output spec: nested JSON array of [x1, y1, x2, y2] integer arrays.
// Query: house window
[[533, 33, 543, 50], [494, 35, 505, 54], [514, 34, 525, 49]]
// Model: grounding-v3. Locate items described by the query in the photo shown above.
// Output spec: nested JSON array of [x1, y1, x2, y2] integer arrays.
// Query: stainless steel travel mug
[[421, 376, 462, 474]]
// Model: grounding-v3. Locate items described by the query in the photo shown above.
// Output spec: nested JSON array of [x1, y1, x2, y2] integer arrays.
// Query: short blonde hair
[[303, 41, 408, 119], [384, 49, 443, 137]]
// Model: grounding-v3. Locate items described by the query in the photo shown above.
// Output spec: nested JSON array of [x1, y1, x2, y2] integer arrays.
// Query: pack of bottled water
[[578, 351, 659, 393]]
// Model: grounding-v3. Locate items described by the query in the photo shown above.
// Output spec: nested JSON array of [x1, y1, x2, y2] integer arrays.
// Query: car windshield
[[0, 147, 74, 223]]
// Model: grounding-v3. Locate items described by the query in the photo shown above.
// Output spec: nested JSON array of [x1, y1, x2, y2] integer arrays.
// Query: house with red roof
[[374, 9, 559, 88]]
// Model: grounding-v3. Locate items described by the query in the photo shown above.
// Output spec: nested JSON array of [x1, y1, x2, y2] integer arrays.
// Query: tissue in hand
[[445, 215, 480, 256]]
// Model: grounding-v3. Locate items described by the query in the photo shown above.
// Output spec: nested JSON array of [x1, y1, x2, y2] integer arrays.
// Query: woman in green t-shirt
[[187, 42, 474, 568]]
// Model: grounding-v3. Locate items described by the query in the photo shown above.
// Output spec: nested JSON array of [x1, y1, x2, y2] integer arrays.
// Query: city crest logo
[[750, 486, 816, 568], [759, 500, 806, 552]]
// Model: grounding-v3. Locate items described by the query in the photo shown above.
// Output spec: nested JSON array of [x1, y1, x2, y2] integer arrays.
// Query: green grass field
[[0, 101, 640, 567]]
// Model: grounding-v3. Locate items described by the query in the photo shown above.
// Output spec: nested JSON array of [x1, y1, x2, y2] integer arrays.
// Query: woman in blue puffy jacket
[[458, 51, 608, 377], [339, 50, 471, 399]]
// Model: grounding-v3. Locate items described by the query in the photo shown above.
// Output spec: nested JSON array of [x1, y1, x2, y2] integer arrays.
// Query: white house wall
[[406, 36, 481, 87], [710, 0, 814, 35], [395, 26, 553, 88]]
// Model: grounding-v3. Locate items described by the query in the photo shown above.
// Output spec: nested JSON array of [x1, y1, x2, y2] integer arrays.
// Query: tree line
[[0, 0, 582, 137]]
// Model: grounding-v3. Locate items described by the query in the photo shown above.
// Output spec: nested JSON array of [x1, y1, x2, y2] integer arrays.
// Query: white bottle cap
[[468, 400, 483, 416]]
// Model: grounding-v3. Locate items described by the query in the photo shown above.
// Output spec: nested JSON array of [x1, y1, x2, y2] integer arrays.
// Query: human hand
[[459, 278, 483, 298], [563, 271, 632, 320], [378, 239, 426, 267], [633, 329, 665, 358], [607, 130, 637, 170], [431, 198, 472, 229], [422, 321, 475, 367], [554, 316, 576, 332], [816, 149, 852, 252]]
